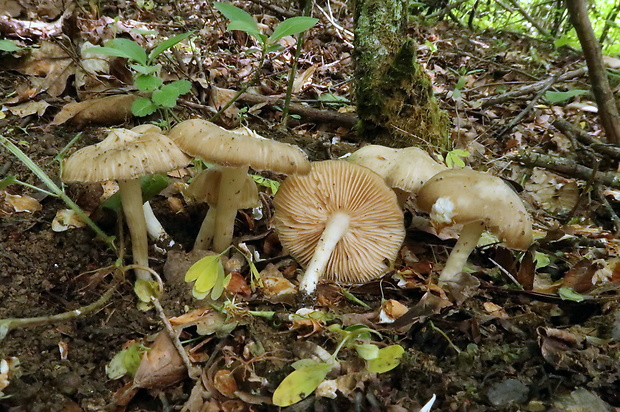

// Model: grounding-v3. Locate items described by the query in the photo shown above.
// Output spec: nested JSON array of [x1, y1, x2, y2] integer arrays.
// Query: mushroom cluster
[[62, 125, 191, 281], [169, 119, 310, 252]]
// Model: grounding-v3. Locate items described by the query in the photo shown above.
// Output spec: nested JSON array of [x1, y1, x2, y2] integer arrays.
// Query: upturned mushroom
[[346, 144, 447, 202], [62, 127, 191, 281], [168, 119, 310, 252], [273, 160, 406, 295], [416, 168, 533, 286], [184, 166, 259, 250]]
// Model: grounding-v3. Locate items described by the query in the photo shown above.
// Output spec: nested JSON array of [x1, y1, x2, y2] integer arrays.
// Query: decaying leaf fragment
[[2, 192, 42, 213], [133, 332, 187, 390], [50, 94, 136, 128]]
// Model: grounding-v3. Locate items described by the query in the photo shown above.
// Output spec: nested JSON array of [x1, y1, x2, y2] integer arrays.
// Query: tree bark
[[353, 0, 450, 149], [565, 0, 620, 145]]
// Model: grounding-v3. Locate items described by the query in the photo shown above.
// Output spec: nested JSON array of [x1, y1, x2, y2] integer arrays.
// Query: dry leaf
[[378, 299, 409, 323], [5, 100, 50, 117], [50, 94, 136, 128], [52, 209, 87, 232], [4, 192, 42, 213], [133, 332, 187, 390], [14, 41, 73, 97], [292, 65, 316, 93], [213, 369, 238, 398]]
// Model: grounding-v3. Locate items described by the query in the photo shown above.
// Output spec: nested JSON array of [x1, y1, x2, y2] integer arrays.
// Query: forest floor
[[1, 1, 620, 411]]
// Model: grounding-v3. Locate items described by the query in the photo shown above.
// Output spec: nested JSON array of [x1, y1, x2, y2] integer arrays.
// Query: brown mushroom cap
[[168, 119, 310, 175], [62, 128, 190, 183], [346, 145, 447, 193], [416, 168, 533, 250], [185, 166, 259, 209], [273, 160, 405, 284]]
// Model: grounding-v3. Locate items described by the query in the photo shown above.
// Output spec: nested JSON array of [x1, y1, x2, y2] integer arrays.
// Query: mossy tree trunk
[[354, 0, 450, 149]]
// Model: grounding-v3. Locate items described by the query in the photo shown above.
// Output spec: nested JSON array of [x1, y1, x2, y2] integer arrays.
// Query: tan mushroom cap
[[346, 145, 447, 193], [168, 119, 310, 175], [273, 160, 405, 284], [62, 128, 191, 183], [185, 166, 259, 209], [416, 168, 533, 250]]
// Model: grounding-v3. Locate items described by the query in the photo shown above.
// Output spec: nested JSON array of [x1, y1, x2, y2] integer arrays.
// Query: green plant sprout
[[210, 2, 318, 121], [272, 323, 405, 406], [0, 136, 115, 250], [251, 174, 280, 194], [83, 32, 193, 118], [184, 245, 263, 300], [106, 341, 149, 379], [442, 148, 470, 168]]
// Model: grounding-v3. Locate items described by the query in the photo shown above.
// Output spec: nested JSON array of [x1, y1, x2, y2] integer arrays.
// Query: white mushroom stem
[[143, 201, 176, 249], [118, 179, 152, 281], [194, 206, 217, 250], [212, 166, 250, 253], [439, 220, 485, 285], [299, 211, 351, 295]]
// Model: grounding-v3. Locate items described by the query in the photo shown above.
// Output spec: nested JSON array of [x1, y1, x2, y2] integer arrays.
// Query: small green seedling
[[84, 32, 193, 118], [442, 148, 470, 168], [106, 341, 149, 379], [272, 323, 405, 406], [251, 174, 280, 194], [0, 39, 24, 53]]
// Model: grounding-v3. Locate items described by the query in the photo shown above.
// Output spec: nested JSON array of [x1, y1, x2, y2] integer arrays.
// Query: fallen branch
[[480, 67, 588, 108], [553, 119, 620, 160], [511, 151, 620, 188]]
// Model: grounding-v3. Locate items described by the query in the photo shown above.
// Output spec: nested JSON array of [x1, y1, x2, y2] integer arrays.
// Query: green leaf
[[366, 345, 405, 373], [185, 254, 226, 300], [166, 79, 192, 94], [0, 175, 18, 191], [533, 251, 551, 269], [214, 2, 263, 41], [251, 174, 280, 194], [132, 28, 158, 35], [134, 279, 160, 302], [0, 39, 23, 52], [558, 287, 585, 302], [545, 89, 588, 103], [135, 74, 163, 92], [152, 81, 191, 108], [272, 362, 333, 407], [85, 39, 147, 65], [354, 343, 379, 360], [101, 174, 169, 211], [129, 63, 160, 75], [269, 16, 318, 43], [265, 43, 283, 53], [131, 97, 158, 117], [106, 342, 148, 379], [148, 31, 193, 61]]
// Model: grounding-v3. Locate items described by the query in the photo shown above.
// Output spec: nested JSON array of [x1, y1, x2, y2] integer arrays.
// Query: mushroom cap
[[62, 128, 191, 183], [346, 145, 447, 193], [273, 160, 405, 284], [416, 168, 533, 250], [168, 119, 310, 175], [185, 166, 259, 209]]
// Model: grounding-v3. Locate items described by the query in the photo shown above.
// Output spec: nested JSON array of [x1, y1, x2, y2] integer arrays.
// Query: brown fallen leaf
[[50, 94, 136, 128], [133, 331, 187, 390], [3, 192, 42, 213], [5, 100, 50, 117]]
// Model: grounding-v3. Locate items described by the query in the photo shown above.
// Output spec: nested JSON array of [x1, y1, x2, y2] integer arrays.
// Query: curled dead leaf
[[133, 332, 187, 390], [50, 94, 136, 128], [214, 369, 238, 398]]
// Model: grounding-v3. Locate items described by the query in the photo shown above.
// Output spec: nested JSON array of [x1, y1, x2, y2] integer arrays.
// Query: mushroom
[[346, 144, 447, 203], [184, 166, 259, 250], [416, 168, 533, 285], [168, 119, 310, 252], [273, 160, 405, 295], [62, 127, 191, 281]]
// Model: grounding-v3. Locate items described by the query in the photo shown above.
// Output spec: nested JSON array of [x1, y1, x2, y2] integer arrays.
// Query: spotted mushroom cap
[[273, 160, 405, 284], [346, 145, 447, 193], [184, 166, 259, 208], [168, 119, 310, 175], [416, 168, 533, 250], [62, 127, 191, 183]]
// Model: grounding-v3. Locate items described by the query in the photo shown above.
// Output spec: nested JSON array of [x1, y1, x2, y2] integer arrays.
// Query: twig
[[314, 0, 353, 46], [494, 74, 558, 138], [151, 297, 200, 380], [553, 119, 620, 160], [246, 0, 296, 18], [596, 188, 620, 234], [427, 0, 471, 20], [511, 151, 620, 188], [500, 0, 552, 39], [480, 67, 587, 108]]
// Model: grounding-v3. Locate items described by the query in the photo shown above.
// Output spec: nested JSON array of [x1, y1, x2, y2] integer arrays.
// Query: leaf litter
[[0, 1, 620, 411]]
